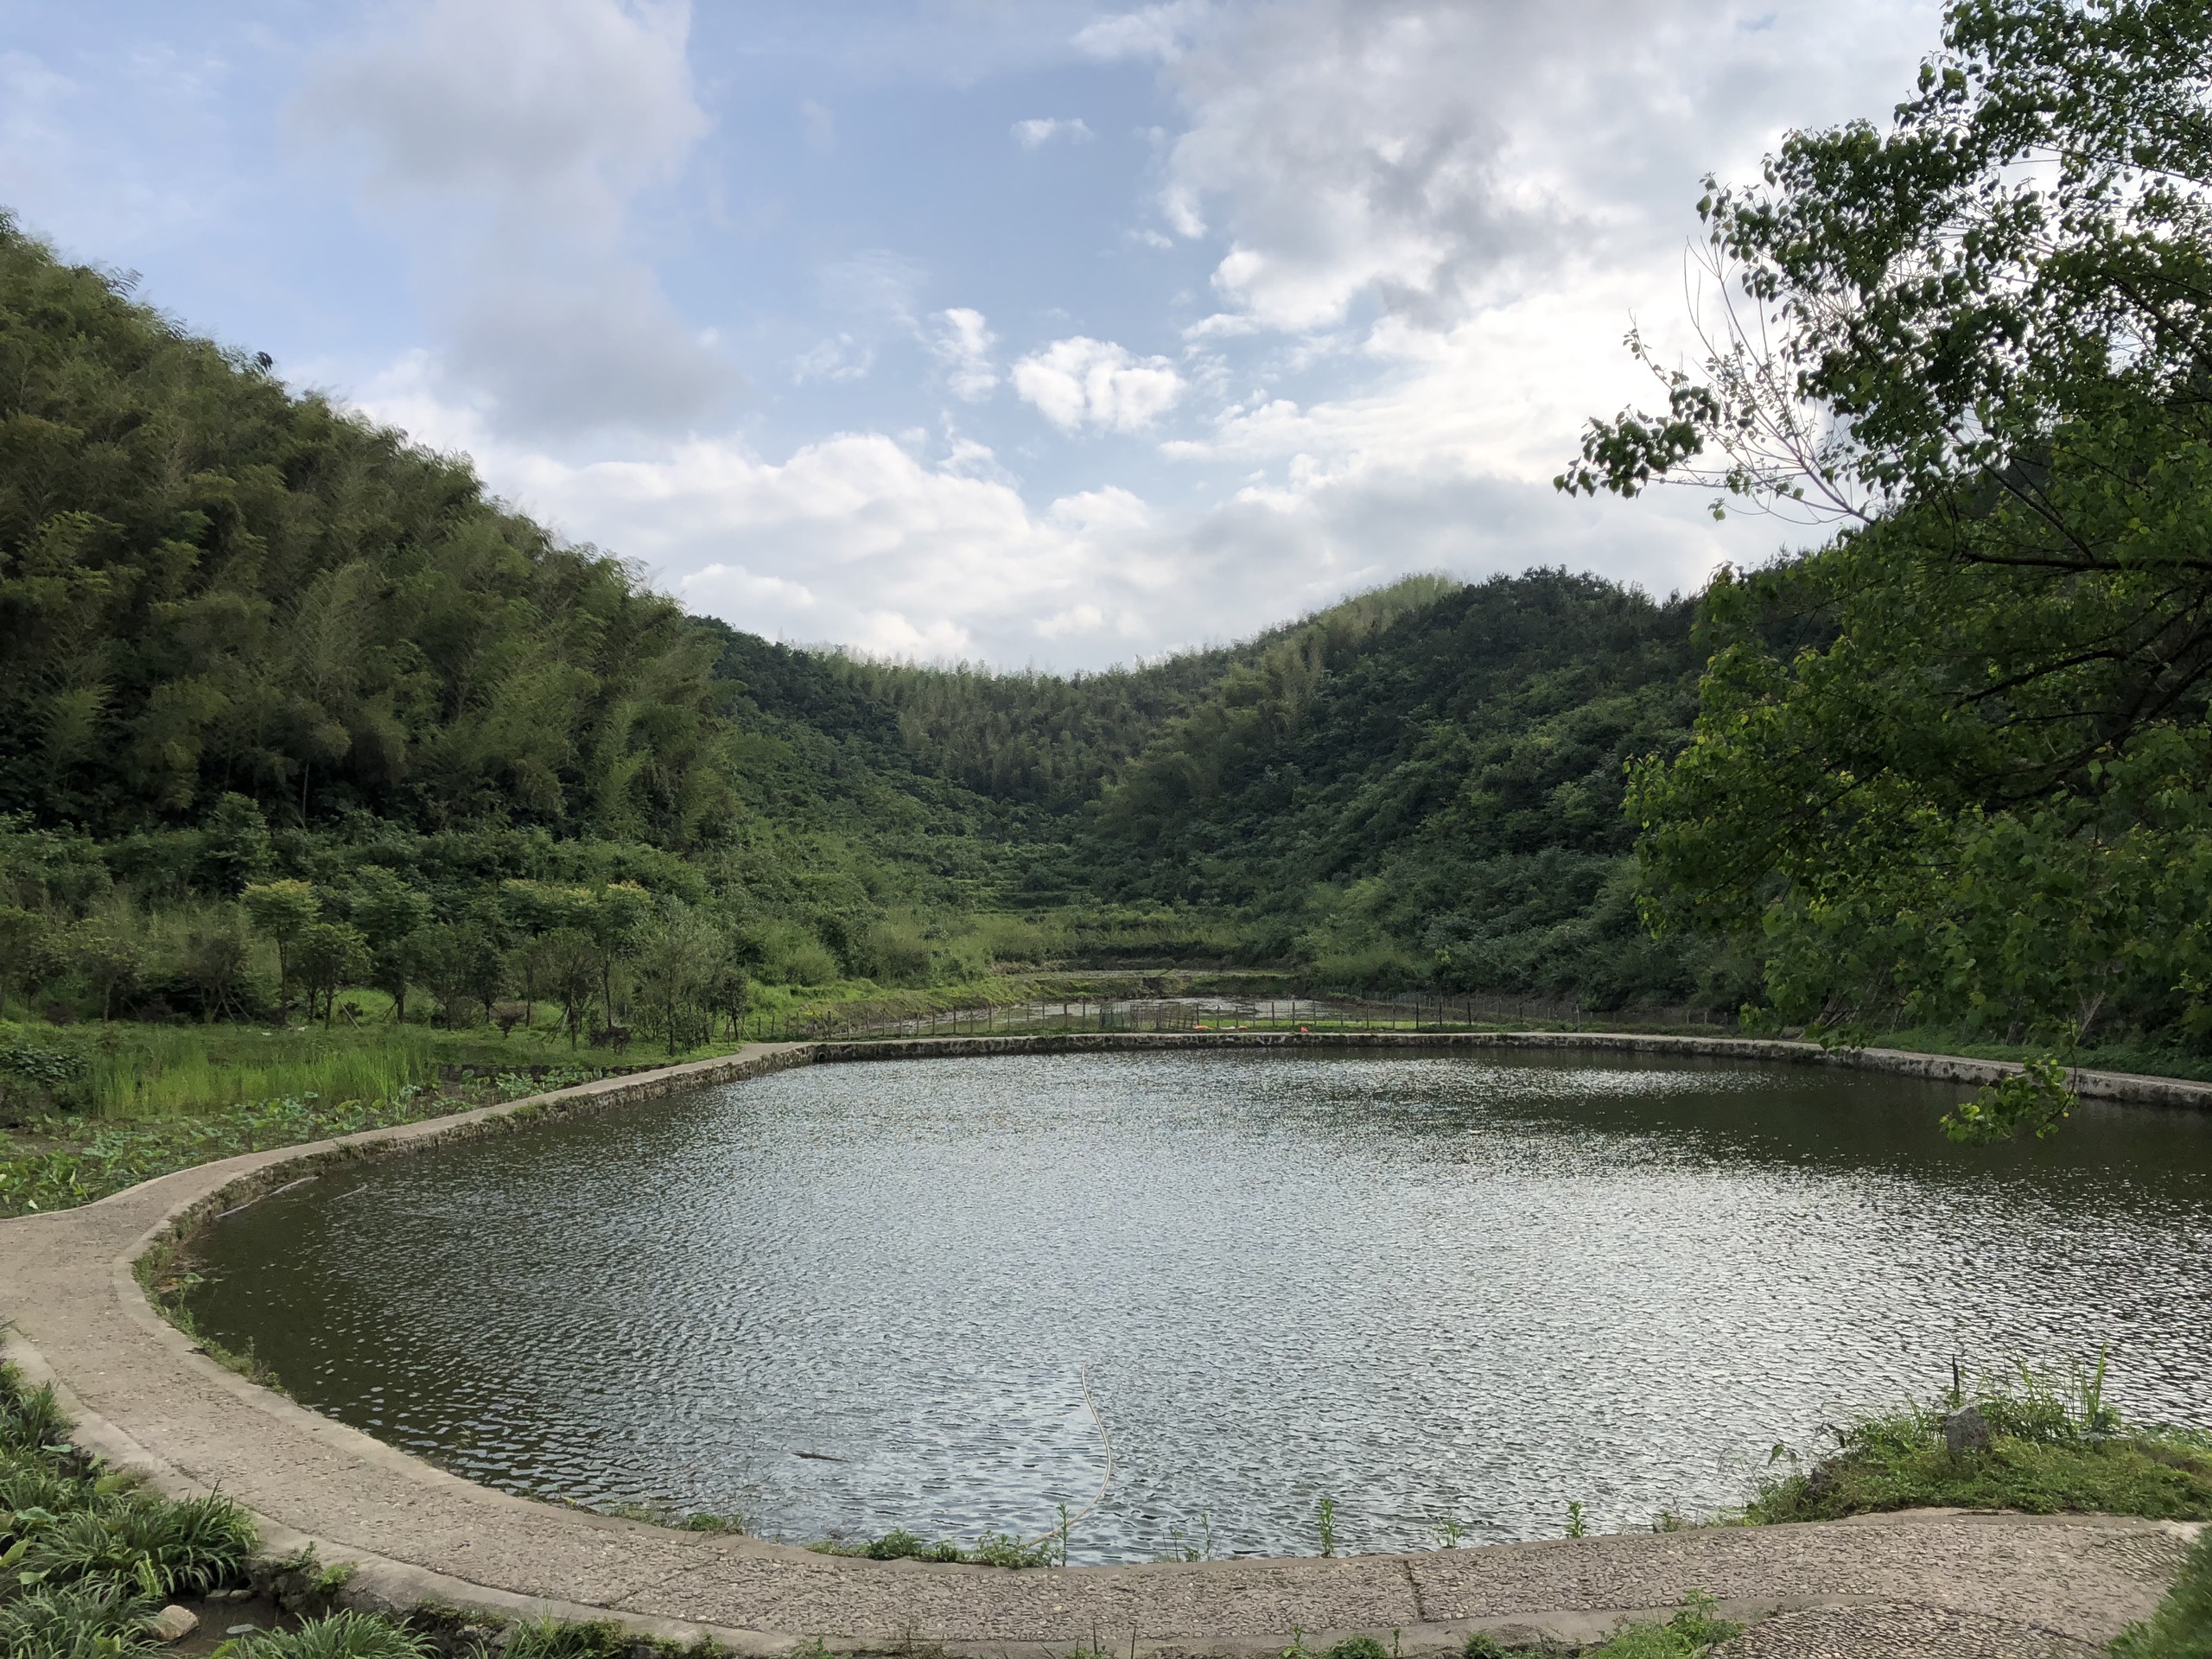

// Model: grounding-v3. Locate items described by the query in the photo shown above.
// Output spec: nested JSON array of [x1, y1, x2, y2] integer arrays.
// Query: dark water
[[184, 1050, 2212, 1561]]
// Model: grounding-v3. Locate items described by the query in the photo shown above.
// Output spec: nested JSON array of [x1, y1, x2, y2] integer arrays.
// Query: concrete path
[[2, 1039, 2199, 1657]]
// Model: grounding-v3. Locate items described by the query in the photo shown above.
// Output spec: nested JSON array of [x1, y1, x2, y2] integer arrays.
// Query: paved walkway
[[2, 1039, 2199, 1657]]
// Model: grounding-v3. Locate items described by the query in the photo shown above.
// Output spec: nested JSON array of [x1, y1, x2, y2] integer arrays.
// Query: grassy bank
[[1749, 1359, 2212, 1524]]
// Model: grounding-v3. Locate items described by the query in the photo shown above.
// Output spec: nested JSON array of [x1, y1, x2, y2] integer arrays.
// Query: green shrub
[[1324, 1637, 1389, 1659]]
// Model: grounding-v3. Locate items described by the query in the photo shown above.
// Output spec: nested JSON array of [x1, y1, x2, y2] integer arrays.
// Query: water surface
[[185, 1050, 2212, 1560]]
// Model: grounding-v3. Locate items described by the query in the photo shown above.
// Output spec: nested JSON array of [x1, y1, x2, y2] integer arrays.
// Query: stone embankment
[[3, 1035, 2202, 1659]]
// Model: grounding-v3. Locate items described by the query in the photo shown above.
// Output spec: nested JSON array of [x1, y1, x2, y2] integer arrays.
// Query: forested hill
[[1, 213, 1717, 1008]]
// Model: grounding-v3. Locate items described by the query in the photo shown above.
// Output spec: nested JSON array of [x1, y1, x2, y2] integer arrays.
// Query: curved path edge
[[3, 1033, 2203, 1657]]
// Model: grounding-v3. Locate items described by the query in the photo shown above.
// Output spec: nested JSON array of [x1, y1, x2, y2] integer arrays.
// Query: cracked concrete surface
[[2, 1039, 2198, 1656]]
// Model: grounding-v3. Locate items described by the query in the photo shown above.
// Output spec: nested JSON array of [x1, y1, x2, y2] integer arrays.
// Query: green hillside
[[0, 206, 1726, 1091]]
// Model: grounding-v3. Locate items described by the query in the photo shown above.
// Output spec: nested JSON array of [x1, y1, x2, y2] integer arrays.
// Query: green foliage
[[221, 1612, 428, 1659], [0, 1580, 156, 1659], [1580, 1594, 1739, 1659], [0, 1367, 257, 1625], [1574, 2, 2212, 1071], [2111, 1527, 2212, 1659], [0, 216, 729, 844], [1942, 1058, 2076, 1143], [807, 1527, 1054, 1567], [1749, 1363, 2212, 1524]]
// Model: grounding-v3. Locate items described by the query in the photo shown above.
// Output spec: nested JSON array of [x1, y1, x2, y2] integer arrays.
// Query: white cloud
[[1137, 0, 1935, 335], [299, 0, 702, 229], [1011, 117, 1096, 148], [927, 308, 998, 400], [792, 334, 873, 385], [1075, 2, 1210, 62], [353, 346, 1763, 668], [295, 0, 728, 436], [1012, 336, 1185, 432]]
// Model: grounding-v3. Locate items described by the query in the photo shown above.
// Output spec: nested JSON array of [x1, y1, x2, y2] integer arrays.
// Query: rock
[[1944, 1405, 1993, 1457], [149, 1605, 199, 1643]]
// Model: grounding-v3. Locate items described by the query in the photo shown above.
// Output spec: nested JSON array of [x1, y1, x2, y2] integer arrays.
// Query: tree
[[632, 908, 715, 1057], [528, 926, 601, 1046], [70, 924, 141, 1020], [241, 880, 319, 1016], [587, 883, 652, 1028], [295, 921, 369, 1028], [706, 954, 753, 1041], [0, 906, 48, 1019], [346, 868, 432, 1022], [1560, 0, 2212, 1064], [182, 918, 252, 1021]]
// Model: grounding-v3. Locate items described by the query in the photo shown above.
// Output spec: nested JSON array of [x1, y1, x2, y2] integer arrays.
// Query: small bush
[[1323, 1637, 1389, 1659]]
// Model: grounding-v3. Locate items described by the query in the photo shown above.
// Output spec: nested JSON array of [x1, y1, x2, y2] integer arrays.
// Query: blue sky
[[2, 0, 1939, 666]]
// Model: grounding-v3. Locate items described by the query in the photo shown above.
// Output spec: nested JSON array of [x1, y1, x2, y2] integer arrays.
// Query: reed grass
[[80, 1026, 442, 1119]]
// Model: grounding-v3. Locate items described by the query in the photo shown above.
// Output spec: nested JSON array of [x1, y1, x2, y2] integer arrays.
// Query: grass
[[0, 1061, 624, 1217], [807, 1526, 1058, 1568], [0, 1363, 257, 1653], [2112, 1528, 2212, 1658], [1748, 1358, 2212, 1524], [1864, 1026, 2212, 1086]]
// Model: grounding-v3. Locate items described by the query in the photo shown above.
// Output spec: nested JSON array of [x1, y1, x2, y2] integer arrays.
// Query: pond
[[181, 1048, 2212, 1562]]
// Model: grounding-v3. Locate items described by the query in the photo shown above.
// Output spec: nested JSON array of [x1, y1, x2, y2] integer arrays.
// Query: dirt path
[[3, 1040, 2196, 1657]]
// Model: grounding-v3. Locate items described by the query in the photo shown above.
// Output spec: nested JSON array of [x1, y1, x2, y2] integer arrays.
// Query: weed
[[1316, 1496, 1338, 1557], [8, 1489, 257, 1598], [1323, 1637, 1389, 1659], [807, 1527, 1052, 1567], [1161, 1511, 1215, 1562], [1431, 1513, 1465, 1550], [1565, 1501, 1586, 1539], [1581, 1592, 1740, 1657], [502, 1616, 632, 1659]]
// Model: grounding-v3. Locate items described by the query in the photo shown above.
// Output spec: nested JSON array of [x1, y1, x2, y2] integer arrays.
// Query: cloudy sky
[[2, 0, 1938, 667]]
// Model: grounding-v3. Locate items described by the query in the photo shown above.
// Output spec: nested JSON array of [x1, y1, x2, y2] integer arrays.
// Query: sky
[[0, 0, 1941, 669]]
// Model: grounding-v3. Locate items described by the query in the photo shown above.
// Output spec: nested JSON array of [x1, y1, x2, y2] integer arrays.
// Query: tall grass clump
[[0, 1363, 257, 1654], [83, 1027, 442, 1119], [1751, 1357, 2212, 1523]]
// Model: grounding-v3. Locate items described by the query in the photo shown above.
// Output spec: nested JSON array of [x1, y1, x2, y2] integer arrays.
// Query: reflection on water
[[183, 1050, 2212, 1560]]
